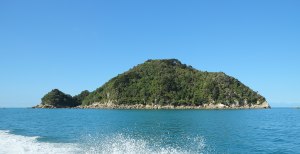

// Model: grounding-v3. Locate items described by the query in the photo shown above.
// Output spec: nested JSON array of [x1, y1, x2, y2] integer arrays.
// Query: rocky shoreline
[[33, 101, 271, 109]]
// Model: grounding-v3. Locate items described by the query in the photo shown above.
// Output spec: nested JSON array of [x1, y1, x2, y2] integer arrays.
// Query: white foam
[[0, 130, 79, 154], [0, 130, 208, 154], [82, 134, 207, 154]]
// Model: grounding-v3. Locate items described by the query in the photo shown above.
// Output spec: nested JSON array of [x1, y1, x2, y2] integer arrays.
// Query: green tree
[[73, 90, 90, 106], [41, 89, 76, 107], [70, 59, 267, 107]]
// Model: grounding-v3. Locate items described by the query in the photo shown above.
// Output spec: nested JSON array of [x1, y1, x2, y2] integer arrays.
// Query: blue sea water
[[0, 108, 299, 154]]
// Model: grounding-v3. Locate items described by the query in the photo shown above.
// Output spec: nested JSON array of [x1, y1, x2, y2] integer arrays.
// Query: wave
[[0, 130, 208, 154], [0, 130, 79, 154]]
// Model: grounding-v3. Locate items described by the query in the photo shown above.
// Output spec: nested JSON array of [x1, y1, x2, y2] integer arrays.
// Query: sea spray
[[80, 133, 209, 154], [0, 130, 79, 154], [0, 130, 209, 154]]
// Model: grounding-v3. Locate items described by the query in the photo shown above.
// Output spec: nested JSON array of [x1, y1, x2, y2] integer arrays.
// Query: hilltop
[[34, 59, 270, 109]]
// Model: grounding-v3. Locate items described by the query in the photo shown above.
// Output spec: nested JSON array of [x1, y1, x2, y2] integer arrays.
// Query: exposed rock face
[[75, 101, 271, 109], [34, 101, 270, 109], [250, 101, 270, 109], [32, 104, 56, 109]]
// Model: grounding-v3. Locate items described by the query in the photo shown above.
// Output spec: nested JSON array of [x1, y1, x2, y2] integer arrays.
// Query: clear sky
[[0, 0, 299, 107]]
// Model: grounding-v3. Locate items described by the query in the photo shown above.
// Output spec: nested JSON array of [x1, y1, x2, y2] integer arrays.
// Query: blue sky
[[0, 0, 299, 107]]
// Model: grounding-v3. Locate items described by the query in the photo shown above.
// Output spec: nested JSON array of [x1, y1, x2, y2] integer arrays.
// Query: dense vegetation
[[40, 59, 266, 107], [41, 89, 90, 107], [73, 90, 90, 106], [41, 89, 76, 107], [82, 59, 266, 106]]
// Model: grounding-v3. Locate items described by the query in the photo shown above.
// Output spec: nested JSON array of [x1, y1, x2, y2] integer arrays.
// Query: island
[[34, 59, 270, 109]]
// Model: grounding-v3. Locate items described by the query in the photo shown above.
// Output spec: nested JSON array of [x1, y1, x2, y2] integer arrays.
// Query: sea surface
[[0, 108, 299, 154]]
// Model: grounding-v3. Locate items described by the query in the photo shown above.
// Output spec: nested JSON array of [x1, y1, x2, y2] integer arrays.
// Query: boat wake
[[81, 133, 208, 154], [0, 130, 208, 154], [0, 130, 78, 154]]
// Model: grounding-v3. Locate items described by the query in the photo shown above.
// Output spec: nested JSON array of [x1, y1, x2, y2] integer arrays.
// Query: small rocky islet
[[34, 59, 270, 109]]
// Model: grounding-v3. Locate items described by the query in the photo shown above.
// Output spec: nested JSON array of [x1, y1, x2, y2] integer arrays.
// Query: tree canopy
[[73, 90, 90, 106], [82, 59, 266, 106], [41, 89, 76, 107], [40, 59, 266, 107]]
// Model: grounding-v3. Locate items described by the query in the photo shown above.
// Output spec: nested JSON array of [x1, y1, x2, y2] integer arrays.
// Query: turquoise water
[[0, 108, 299, 153]]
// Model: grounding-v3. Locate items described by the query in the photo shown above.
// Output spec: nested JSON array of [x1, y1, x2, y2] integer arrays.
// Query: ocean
[[0, 108, 299, 154]]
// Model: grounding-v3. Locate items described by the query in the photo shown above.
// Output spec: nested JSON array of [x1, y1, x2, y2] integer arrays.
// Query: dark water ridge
[[0, 108, 299, 153]]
